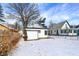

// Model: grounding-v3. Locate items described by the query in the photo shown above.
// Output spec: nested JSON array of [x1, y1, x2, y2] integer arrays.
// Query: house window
[[61, 30, 65, 33], [69, 29, 72, 33], [64, 30, 66, 33], [38, 30, 41, 33], [74, 30, 77, 33], [45, 31, 47, 35], [61, 30, 63, 33], [54, 30, 56, 32]]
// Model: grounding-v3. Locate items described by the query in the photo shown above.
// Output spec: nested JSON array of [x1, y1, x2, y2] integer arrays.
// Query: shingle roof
[[71, 25, 79, 28], [49, 20, 70, 29], [76, 25, 79, 28]]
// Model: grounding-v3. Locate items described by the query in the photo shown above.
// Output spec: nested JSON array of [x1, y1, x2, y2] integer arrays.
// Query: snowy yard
[[9, 36, 79, 56]]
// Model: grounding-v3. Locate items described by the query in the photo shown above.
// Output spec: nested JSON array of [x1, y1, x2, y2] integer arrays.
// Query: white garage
[[26, 28, 48, 40], [26, 29, 39, 40], [26, 20, 48, 40]]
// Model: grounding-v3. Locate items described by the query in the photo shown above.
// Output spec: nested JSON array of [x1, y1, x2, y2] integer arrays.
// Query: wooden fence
[[0, 30, 20, 56]]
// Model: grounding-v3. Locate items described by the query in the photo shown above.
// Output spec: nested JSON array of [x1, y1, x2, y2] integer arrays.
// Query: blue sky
[[2, 3, 79, 26], [38, 3, 79, 26]]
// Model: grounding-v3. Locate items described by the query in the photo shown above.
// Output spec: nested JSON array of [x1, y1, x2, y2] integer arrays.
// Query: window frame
[[45, 30, 47, 35]]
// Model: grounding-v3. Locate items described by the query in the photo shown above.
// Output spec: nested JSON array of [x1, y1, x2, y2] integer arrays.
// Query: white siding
[[26, 28, 48, 40], [38, 29, 48, 38], [61, 22, 70, 29], [27, 31, 38, 40], [68, 33, 77, 35], [69, 29, 77, 35]]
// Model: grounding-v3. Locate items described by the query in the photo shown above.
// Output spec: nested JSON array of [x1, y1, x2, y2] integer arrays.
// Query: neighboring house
[[0, 22, 18, 31], [70, 25, 79, 36], [0, 23, 9, 31], [49, 20, 79, 36], [0, 19, 9, 30], [26, 20, 48, 40], [0, 17, 17, 31], [3, 13, 22, 30]]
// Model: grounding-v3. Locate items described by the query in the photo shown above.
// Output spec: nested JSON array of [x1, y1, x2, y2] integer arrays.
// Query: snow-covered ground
[[9, 36, 79, 56]]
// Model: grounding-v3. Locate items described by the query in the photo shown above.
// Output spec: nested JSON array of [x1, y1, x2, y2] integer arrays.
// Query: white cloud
[[40, 3, 70, 25], [60, 15, 70, 20], [39, 3, 79, 26]]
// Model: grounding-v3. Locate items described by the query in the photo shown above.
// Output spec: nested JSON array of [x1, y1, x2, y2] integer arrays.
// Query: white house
[[49, 20, 79, 36], [26, 20, 48, 40]]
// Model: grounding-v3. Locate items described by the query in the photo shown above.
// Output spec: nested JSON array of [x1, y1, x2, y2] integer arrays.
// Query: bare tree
[[7, 3, 40, 41]]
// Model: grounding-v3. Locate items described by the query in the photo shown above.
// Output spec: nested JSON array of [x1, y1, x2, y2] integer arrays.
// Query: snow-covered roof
[[3, 19, 17, 24], [0, 22, 17, 30], [27, 19, 47, 29], [27, 23, 44, 28], [49, 20, 70, 29], [27, 20, 46, 29]]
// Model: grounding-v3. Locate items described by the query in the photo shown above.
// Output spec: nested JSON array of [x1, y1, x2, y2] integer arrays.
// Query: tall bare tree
[[7, 3, 40, 41]]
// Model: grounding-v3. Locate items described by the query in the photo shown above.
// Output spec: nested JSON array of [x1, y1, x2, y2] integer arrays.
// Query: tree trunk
[[23, 29, 27, 41], [22, 21, 28, 41]]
